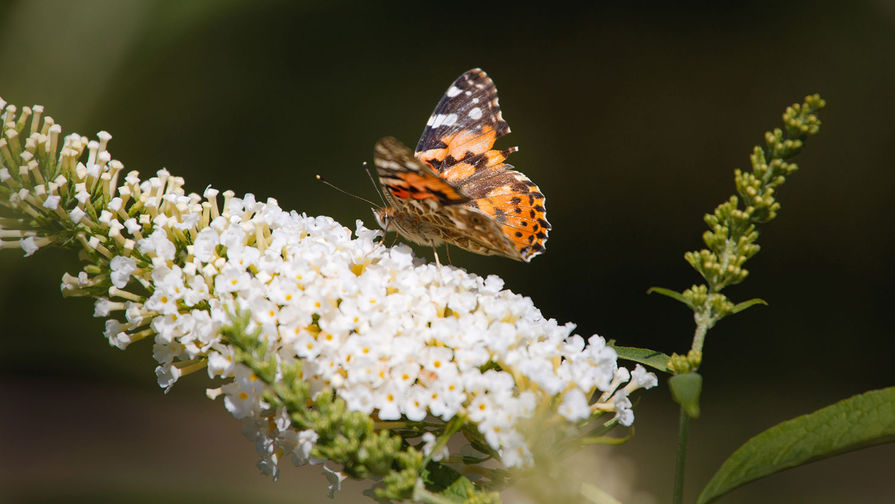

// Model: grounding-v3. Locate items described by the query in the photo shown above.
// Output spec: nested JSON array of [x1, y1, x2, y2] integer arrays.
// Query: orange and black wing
[[414, 68, 516, 182], [374, 136, 468, 207], [457, 170, 549, 262], [414, 68, 550, 262]]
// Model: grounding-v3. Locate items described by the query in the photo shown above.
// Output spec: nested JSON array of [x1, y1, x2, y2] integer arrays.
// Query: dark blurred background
[[1, 1, 893, 502]]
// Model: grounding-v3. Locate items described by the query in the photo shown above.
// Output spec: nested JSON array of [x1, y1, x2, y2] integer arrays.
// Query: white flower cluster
[[0, 99, 657, 480], [120, 190, 655, 470]]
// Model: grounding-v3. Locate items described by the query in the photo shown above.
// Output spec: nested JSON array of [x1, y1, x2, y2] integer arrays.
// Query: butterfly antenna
[[315, 174, 380, 207], [362, 161, 387, 207]]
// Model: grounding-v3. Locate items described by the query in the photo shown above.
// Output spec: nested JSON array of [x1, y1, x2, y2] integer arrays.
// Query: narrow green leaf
[[611, 345, 670, 373], [647, 286, 693, 308], [698, 387, 895, 504], [580, 429, 634, 445], [730, 297, 768, 315], [669, 373, 702, 418]]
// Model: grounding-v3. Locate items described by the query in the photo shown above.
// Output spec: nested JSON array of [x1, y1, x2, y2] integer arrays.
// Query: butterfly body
[[373, 69, 549, 262]]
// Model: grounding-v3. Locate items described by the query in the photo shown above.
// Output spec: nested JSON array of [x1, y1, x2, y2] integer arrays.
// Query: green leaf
[[580, 429, 634, 445], [669, 373, 702, 418], [442, 473, 476, 501], [413, 467, 481, 504], [611, 345, 670, 373], [698, 387, 895, 504], [729, 297, 767, 315], [422, 461, 466, 494], [647, 286, 693, 308]]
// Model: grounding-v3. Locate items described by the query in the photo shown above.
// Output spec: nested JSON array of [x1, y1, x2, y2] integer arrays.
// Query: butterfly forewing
[[415, 68, 512, 178], [374, 137, 467, 206]]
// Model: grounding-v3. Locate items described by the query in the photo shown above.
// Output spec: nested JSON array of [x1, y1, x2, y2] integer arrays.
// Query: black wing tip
[[459, 68, 493, 85]]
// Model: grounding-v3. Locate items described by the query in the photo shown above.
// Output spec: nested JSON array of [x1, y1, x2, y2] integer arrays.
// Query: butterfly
[[372, 68, 550, 263]]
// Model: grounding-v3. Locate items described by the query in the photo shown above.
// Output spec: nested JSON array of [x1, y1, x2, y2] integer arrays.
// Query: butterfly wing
[[374, 136, 468, 206], [414, 68, 550, 262], [415, 68, 515, 179], [374, 137, 520, 258], [456, 170, 550, 261]]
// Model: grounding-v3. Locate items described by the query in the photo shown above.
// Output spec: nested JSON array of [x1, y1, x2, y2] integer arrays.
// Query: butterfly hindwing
[[458, 170, 550, 260]]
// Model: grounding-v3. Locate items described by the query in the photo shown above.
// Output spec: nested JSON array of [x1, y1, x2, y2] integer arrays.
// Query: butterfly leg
[[431, 245, 442, 269], [444, 244, 453, 266], [364, 237, 384, 261]]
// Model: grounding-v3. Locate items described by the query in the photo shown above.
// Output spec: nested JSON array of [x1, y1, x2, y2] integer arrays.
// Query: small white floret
[[20, 237, 39, 256], [43, 195, 61, 210], [558, 388, 590, 421]]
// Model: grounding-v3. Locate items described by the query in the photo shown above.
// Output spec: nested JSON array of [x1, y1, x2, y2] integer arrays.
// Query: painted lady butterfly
[[373, 68, 550, 262]]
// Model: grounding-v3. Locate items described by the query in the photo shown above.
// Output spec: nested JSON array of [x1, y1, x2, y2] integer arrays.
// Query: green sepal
[[698, 387, 895, 504], [729, 297, 767, 315], [610, 344, 670, 373], [668, 372, 702, 419], [647, 286, 693, 309]]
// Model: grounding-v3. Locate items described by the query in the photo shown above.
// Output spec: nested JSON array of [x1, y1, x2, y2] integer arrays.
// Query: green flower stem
[[421, 415, 465, 468], [691, 313, 710, 356], [673, 406, 690, 504]]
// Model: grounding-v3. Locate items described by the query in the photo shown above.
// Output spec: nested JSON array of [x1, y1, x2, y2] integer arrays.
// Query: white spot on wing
[[468, 107, 482, 120], [431, 113, 458, 128], [446, 86, 462, 97], [378, 160, 401, 169]]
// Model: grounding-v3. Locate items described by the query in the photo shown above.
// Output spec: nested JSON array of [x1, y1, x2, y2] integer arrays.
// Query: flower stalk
[[0, 97, 656, 502], [649, 94, 826, 504]]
